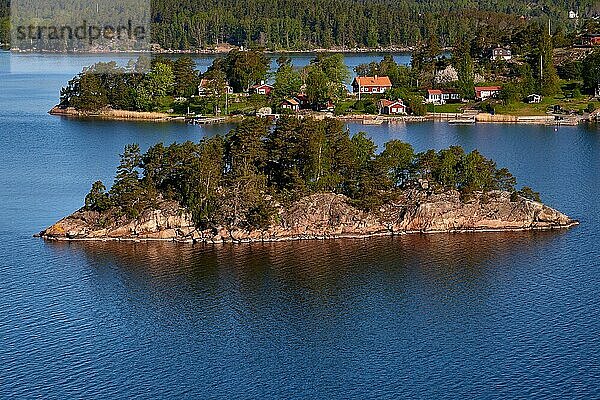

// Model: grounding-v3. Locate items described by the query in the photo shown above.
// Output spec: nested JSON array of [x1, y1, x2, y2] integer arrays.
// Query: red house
[[251, 81, 273, 95], [582, 34, 600, 46], [352, 76, 392, 94], [379, 99, 407, 115]]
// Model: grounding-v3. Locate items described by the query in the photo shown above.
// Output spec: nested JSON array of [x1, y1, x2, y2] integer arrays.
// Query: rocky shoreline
[[37, 190, 578, 244]]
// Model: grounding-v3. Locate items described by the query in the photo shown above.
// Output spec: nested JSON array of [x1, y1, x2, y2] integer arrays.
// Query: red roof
[[354, 76, 392, 87], [380, 99, 405, 107], [251, 83, 273, 89], [475, 86, 502, 91], [428, 89, 459, 95]]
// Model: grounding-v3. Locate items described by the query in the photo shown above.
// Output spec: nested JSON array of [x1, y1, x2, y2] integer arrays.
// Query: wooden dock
[[187, 116, 227, 125]]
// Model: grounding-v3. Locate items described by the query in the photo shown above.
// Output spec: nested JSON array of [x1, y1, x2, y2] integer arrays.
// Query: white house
[[280, 98, 300, 112], [426, 89, 462, 104], [491, 48, 512, 61], [475, 86, 502, 101]]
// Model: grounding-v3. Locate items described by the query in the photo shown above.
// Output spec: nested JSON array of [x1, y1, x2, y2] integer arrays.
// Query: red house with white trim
[[251, 81, 273, 95], [379, 99, 407, 115], [352, 76, 392, 94]]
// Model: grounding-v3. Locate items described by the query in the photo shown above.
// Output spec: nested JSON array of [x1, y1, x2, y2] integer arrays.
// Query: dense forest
[[1, 0, 600, 50], [84, 117, 539, 229], [151, 0, 600, 50]]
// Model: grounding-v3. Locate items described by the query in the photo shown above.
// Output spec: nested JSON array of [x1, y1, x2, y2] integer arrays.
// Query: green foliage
[[516, 186, 542, 202], [378, 140, 415, 187], [557, 60, 582, 81], [109, 144, 144, 217], [499, 82, 524, 105], [405, 96, 427, 116], [69, 73, 108, 111], [272, 62, 303, 104], [454, 40, 475, 99], [305, 54, 349, 106], [89, 117, 534, 228], [209, 49, 270, 92], [582, 50, 600, 95], [533, 26, 560, 96], [84, 181, 112, 212], [60, 57, 195, 112], [173, 57, 201, 97]]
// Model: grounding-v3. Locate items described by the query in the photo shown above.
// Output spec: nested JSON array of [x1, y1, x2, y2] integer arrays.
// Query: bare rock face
[[38, 191, 578, 243], [381, 190, 575, 233], [40, 201, 196, 241]]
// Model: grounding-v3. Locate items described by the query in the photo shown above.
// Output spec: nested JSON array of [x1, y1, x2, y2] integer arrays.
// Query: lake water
[[1, 51, 600, 399]]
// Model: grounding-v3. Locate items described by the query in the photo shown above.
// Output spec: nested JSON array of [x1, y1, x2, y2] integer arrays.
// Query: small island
[[38, 117, 578, 243]]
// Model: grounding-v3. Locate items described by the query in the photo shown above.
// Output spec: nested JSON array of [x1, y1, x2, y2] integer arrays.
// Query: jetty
[[187, 116, 227, 125]]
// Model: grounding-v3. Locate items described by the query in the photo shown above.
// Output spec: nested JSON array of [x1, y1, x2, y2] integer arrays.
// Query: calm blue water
[[3, 51, 413, 76], [1, 51, 600, 399]]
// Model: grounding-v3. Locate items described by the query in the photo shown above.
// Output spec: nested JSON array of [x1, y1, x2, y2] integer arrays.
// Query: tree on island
[[84, 117, 537, 229], [173, 56, 201, 97], [84, 181, 112, 212], [272, 58, 303, 105], [207, 49, 270, 93], [304, 54, 350, 107]]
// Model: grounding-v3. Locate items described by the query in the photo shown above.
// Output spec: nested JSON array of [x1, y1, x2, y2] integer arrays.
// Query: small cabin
[[379, 99, 407, 115], [295, 94, 311, 109], [281, 98, 300, 112], [526, 94, 542, 104], [251, 81, 273, 95]]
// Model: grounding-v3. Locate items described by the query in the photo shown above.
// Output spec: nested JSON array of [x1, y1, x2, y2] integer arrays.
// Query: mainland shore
[[50, 106, 583, 126]]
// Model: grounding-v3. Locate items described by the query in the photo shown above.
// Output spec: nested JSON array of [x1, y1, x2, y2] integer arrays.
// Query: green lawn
[[494, 96, 597, 116]]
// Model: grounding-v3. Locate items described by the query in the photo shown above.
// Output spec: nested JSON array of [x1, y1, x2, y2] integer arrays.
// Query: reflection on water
[[48, 231, 565, 315], [34, 231, 594, 399]]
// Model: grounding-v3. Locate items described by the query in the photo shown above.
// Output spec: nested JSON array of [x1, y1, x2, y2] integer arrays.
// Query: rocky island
[[38, 117, 577, 243]]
